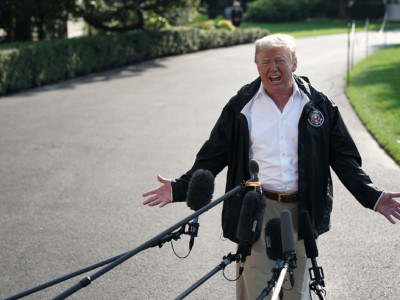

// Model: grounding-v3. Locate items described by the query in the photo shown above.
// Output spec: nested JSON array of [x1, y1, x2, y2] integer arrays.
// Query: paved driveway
[[1, 31, 400, 300]]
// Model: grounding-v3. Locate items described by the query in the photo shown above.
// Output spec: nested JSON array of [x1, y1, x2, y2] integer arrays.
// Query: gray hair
[[254, 34, 297, 64]]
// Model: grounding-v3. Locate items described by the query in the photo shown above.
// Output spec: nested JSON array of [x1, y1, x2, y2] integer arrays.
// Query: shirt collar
[[255, 77, 302, 103]]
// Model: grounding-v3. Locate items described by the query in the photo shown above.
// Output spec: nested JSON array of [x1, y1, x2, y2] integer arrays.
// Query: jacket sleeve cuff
[[170, 180, 188, 203], [373, 192, 384, 211]]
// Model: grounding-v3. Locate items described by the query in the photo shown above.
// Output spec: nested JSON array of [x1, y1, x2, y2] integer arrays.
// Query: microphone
[[249, 159, 259, 180], [186, 169, 215, 250], [280, 210, 295, 257], [236, 190, 267, 274], [265, 218, 283, 261], [270, 210, 297, 300], [247, 159, 261, 188], [300, 211, 325, 299], [255, 219, 284, 300], [256, 218, 283, 300], [186, 169, 215, 211]]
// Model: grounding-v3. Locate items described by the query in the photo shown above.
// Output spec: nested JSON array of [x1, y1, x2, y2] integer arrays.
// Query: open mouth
[[269, 76, 281, 83]]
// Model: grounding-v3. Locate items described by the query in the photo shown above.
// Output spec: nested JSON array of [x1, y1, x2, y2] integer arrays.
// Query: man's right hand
[[142, 175, 172, 208]]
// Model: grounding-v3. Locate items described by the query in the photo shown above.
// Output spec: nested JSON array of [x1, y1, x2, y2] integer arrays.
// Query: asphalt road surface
[[1, 31, 400, 300]]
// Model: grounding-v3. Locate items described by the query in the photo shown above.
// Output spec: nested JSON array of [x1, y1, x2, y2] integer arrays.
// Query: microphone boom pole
[[256, 266, 281, 300], [271, 261, 291, 300], [52, 183, 245, 300], [4, 251, 129, 300]]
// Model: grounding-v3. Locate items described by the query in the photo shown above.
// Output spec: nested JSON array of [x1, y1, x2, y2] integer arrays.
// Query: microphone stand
[[256, 267, 282, 300], [271, 253, 296, 300], [174, 252, 240, 300], [51, 183, 245, 300], [309, 258, 326, 300]]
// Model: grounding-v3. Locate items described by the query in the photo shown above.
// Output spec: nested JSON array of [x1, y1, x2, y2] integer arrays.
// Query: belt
[[262, 189, 298, 203]]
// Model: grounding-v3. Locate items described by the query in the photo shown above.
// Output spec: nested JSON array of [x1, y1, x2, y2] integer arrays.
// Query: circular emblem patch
[[308, 110, 324, 127]]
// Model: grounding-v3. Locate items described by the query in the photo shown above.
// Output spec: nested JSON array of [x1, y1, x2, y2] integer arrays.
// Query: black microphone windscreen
[[186, 169, 215, 211], [249, 159, 259, 175], [265, 218, 283, 261], [236, 190, 267, 244], [300, 211, 319, 258], [280, 210, 295, 254]]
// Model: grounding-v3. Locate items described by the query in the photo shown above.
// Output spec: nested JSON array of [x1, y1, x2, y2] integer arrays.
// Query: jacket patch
[[308, 110, 324, 127]]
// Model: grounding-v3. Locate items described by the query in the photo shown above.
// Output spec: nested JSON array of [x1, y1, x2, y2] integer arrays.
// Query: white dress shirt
[[247, 79, 309, 193]]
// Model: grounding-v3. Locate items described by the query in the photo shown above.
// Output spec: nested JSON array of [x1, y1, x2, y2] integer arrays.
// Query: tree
[[0, 0, 34, 41], [0, 0, 201, 42], [303, 0, 347, 19], [0, 0, 75, 42], [74, 0, 201, 33], [338, 0, 349, 19]]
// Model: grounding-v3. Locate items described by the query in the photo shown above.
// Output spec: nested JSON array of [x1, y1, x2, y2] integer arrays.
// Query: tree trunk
[[14, 15, 33, 41], [338, 0, 348, 19]]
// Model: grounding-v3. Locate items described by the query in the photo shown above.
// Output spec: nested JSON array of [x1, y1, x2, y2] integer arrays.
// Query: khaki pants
[[236, 199, 313, 300]]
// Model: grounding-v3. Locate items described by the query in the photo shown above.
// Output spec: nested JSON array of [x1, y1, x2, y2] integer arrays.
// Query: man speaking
[[142, 34, 400, 299]]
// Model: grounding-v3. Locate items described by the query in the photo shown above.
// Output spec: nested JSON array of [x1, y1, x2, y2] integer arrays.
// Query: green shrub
[[145, 14, 171, 30], [0, 27, 269, 95], [214, 15, 226, 22], [191, 13, 209, 24], [217, 19, 236, 31], [191, 20, 216, 30], [244, 0, 306, 22], [306, 2, 340, 18]]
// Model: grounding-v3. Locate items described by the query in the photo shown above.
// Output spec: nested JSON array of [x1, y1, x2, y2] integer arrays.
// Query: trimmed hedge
[[244, 0, 306, 22], [0, 27, 269, 95]]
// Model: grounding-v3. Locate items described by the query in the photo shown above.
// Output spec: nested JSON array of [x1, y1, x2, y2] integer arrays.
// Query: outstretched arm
[[142, 175, 172, 208], [376, 192, 400, 224]]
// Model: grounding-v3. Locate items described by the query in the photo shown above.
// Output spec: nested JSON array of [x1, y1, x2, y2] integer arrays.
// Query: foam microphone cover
[[300, 211, 319, 258], [265, 218, 283, 261], [280, 210, 295, 254], [186, 169, 215, 211], [236, 190, 267, 244]]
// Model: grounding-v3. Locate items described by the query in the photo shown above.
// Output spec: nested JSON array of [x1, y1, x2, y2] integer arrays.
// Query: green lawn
[[345, 45, 400, 165], [241, 19, 400, 38]]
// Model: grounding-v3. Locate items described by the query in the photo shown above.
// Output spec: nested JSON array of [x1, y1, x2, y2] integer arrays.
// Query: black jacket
[[172, 75, 382, 243]]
